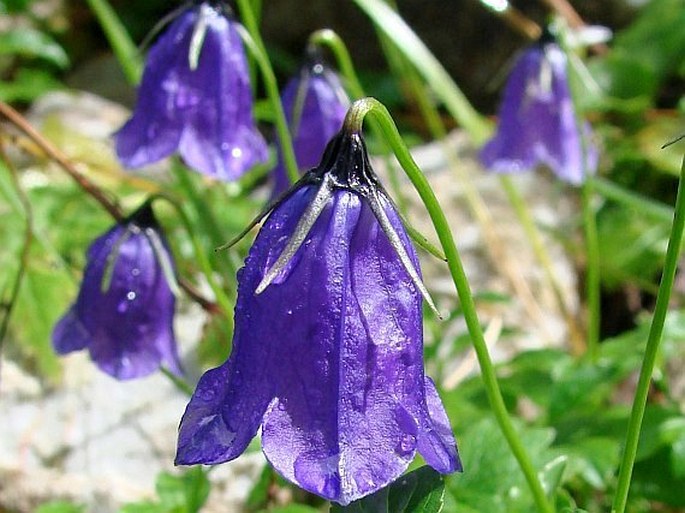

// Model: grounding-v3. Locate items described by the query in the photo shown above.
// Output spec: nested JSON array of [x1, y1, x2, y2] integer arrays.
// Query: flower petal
[[115, 11, 193, 168], [176, 186, 317, 465], [115, 4, 267, 180], [417, 376, 462, 473], [177, 8, 268, 180], [260, 193, 431, 504]]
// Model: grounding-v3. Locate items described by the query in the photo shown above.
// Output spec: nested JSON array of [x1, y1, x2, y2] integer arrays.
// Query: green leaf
[[0, 27, 69, 68], [0, 67, 63, 102], [0, 0, 31, 14], [446, 418, 556, 513], [268, 507, 321, 513], [35, 502, 85, 513], [155, 468, 210, 512], [387, 466, 445, 513], [538, 456, 567, 497], [351, 0, 489, 143], [331, 466, 445, 513]]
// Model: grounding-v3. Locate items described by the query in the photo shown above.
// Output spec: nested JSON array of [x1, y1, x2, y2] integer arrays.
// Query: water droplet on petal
[[396, 433, 417, 456]]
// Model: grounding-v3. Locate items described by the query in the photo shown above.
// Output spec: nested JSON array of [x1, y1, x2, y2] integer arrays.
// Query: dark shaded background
[[67, 0, 639, 112]]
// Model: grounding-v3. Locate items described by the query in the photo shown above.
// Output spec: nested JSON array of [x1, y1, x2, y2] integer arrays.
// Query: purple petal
[[176, 186, 317, 465], [260, 193, 433, 505], [417, 377, 462, 473], [52, 307, 90, 354], [272, 65, 349, 196], [116, 4, 267, 180], [52, 215, 181, 381], [479, 42, 597, 185]]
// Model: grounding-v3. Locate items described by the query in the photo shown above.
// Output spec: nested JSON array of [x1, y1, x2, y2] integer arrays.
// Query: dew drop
[[396, 433, 416, 456], [231, 147, 242, 159], [127, 291, 136, 301]]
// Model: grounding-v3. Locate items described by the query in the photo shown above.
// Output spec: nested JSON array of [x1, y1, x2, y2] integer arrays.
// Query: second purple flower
[[116, 2, 268, 181], [272, 58, 350, 197]]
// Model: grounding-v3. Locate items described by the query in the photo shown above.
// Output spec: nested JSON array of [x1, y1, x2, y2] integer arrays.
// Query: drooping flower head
[[53, 203, 181, 380], [479, 30, 598, 185], [271, 56, 350, 197], [116, 2, 268, 181], [176, 127, 461, 505]]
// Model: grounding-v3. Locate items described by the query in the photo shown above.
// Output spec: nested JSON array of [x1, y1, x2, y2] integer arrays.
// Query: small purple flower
[[52, 204, 181, 380], [116, 2, 268, 181], [272, 59, 350, 196], [479, 33, 598, 185], [176, 130, 461, 505]]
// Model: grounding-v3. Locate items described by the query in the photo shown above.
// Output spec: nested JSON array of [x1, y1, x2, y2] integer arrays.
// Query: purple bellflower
[[52, 204, 182, 381], [479, 31, 598, 185], [271, 58, 350, 197], [116, 2, 268, 181], [176, 129, 461, 504]]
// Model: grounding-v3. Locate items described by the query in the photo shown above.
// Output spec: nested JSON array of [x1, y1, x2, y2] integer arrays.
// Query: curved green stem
[[307, 29, 410, 214], [85, 0, 142, 85], [611, 154, 685, 513], [308, 29, 366, 99], [346, 98, 554, 513], [582, 177, 601, 361], [235, 0, 299, 184]]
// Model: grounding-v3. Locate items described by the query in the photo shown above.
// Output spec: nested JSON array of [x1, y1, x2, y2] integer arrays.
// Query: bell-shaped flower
[[479, 32, 598, 185], [52, 204, 182, 380], [116, 2, 268, 181], [176, 129, 461, 505], [272, 58, 350, 196]]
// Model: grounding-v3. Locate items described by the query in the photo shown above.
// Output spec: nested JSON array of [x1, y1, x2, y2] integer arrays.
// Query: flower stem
[[235, 0, 299, 184], [307, 29, 365, 99], [0, 145, 34, 381], [500, 175, 585, 354], [307, 28, 410, 215], [151, 193, 234, 320], [85, 0, 142, 85], [611, 152, 685, 513], [347, 97, 555, 513], [581, 177, 601, 361]]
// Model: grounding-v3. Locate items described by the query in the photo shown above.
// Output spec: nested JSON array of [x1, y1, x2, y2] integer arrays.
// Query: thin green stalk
[[346, 98, 554, 513], [352, 0, 490, 144], [367, 31, 552, 340], [151, 193, 234, 320], [307, 28, 410, 215], [611, 154, 685, 513], [171, 162, 237, 285], [500, 175, 584, 354], [308, 29, 364, 99], [235, 0, 299, 184], [85, 0, 141, 85], [592, 176, 673, 223], [582, 177, 601, 361], [161, 367, 194, 396]]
